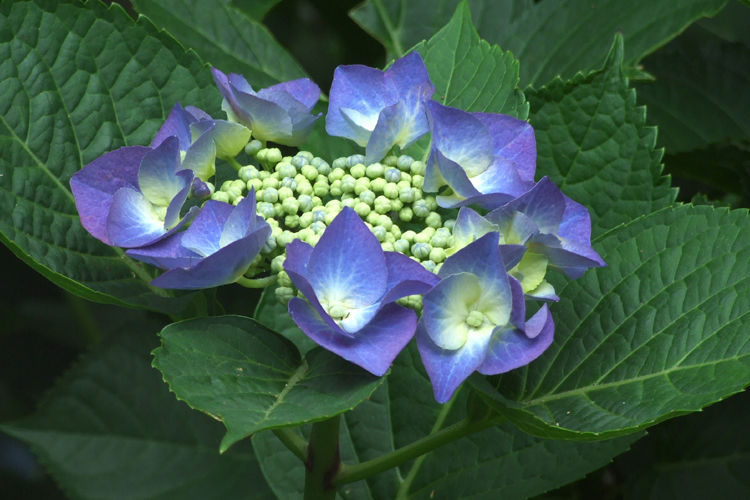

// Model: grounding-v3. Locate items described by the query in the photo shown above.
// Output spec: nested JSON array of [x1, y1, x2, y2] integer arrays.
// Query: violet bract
[[212, 68, 321, 147], [70, 136, 198, 249], [424, 100, 536, 209], [126, 190, 271, 289], [326, 52, 435, 164], [417, 232, 555, 403], [284, 207, 439, 376]]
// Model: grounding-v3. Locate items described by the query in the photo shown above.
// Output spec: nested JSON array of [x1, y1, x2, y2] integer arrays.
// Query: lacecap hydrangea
[[70, 53, 604, 403]]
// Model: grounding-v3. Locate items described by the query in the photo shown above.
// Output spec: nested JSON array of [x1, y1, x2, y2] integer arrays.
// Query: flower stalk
[[303, 417, 341, 500]]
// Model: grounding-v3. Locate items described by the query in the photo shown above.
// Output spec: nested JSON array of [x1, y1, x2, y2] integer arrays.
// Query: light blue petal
[[339, 107, 376, 146], [508, 276, 526, 331], [433, 150, 481, 199], [384, 51, 435, 124], [498, 244, 527, 270], [417, 321, 492, 404], [270, 78, 321, 110], [181, 200, 233, 257], [451, 207, 498, 252], [469, 156, 528, 198], [307, 208, 388, 309], [422, 272, 479, 350], [379, 251, 441, 305], [366, 100, 428, 165], [423, 153, 446, 193], [182, 132, 217, 181], [191, 120, 250, 161], [138, 137, 185, 207], [106, 188, 165, 248], [220, 191, 260, 247], [339, 302, 382, 334], [232, 84, 293, 142], [559, 194, 593, 242], [486, 177, 565, 234], [425, 101, 493, 175], [126, 233, 203, 270]]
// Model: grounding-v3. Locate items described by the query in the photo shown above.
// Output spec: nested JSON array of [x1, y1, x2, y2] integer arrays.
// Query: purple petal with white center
[[473, 112, 536, 183], [468, 156, 528, 199], [339, 108, 377, 146], [284, 240, 350, 337], [289, 299, 417, 376], [70, 146, 149, 245], [152, 103, 196, 151], [338, 302, 382, 334], [232, 87, 293, 142], [417, 321, 492, 404], [138, 137, 185, 207], [220, 192, 259, 247], [150, 225, 271, 290], [326, 64, 393, 143], [211, 69, 254, 126], [182, 131, 217, 181], [307, 208, 388, 309], [366, 100, 428, 165], [498, 244, 527, 270], [486, 177, 565, 234], [256, 88, 314, 126], [126, 233, 203, 270], [106, 188, 167, 248], [181, 200, 234, 257], [439, 233, 512, 327], [270, 78, 321, 110], [422, 272, 480, 350], [477, 304, 554, 375], [433, 150, 481, 199], [379, 251, 441, 304], [426, 101, 493, 176]]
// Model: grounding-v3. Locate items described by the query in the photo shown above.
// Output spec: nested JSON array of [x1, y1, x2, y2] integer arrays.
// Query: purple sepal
[[498, 244, 527, 270], [380, 251, 440, 304], [289, 299, 416, 376], [211, 68, 321, 146], [151, 103, 199, 151], [326, 52, 434, 163], [477, 305, 554, 375], [416, 321, 492, 404], [126, 234, 202, 270]]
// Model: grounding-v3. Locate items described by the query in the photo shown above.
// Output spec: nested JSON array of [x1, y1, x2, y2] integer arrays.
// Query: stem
[[334, 416, 504, 487], [64, 292, 101, 345], [304, 417, 341, 500], [236, 275, 277, 288], [227, 157, 243, 171], [273, 428, 308, 462]]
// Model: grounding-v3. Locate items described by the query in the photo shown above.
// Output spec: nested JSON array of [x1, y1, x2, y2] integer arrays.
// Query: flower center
[[465, 310, 486, 328]]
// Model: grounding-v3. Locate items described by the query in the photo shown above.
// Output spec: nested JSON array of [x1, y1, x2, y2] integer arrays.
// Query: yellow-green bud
[[399, 187, 415, 203], [277, 271, 293, 288], [258, 202, 276, 218], [227, 187, 242, 201], [312, 196, 323, 207], [301, 164, 318, 181], [332, 157, 347, 170], [296, 182, 313, 196], [391, 225, 402, 239], [277, 187, 293, 201], [412, 243, 432, 259], [399, 207, 413, 222], [231, 179, 246, 190], [383, 155, 399, 166], [299, 212, 314, 228], [423, 227, 437, 237], [434, 263, 442, 275], [341, 176, 356, 193], [429, 247, 446, 263], [262, 188, 279, 203], [354, 178, 371, 195], [245, 140, 262, 156], [277, 230, 295, 247], [276, 163, 296, 178], [444, 219, 456, 230], [397, 155, 413, 171], [377, 214, 393, 230], [271, 226, 283, 238], [275, 286, 294, 306], [310, 221, 326, 234], [370, 178, 387, 193], [265, 148, 283, 165], [372, 226, 387, 242], [384, 232, 396, 244], [354, 202, 371, 217], [329, 168, 346, 182], [283, 198, 300, 214], [366, 211, 381, 225], [262, 177, 280, 189], [285, 214, 300, 228], [350, 163, 366, 178], [342, 197, 357, 208], [298, 194, 313, 212], [402, 230, 417, 243], [271, 255, 286, 273], [324, 212, 337, 225], [239, 166, 260, 181], [280, 177, 298, 190], [312, 158, 331, 175], [359, 190, 376, 205], [425, 212, 442, 228], [381, 242, 395, 252], [258, 171, 271, 180], [330, 180, 343, 196], [247, 179, 263, 192], [211, 191, 230, 203], [384, 183, 400, 199], [394, 238, 410, 254], [413, 199, 430, 218], [385, 168, 401, 183], [274, 203, 285, 218], [390, 198, 404, 211], [412, 175, 424, 189], [366, 163, 385, 179], [410, 160, 426, 175], [291, 155, 309, 168], [347, 154, 365, 167], [297, 228, 314, 242], [425, 195, 438, 211], [298, 151, 314, 162], [374, 196, 392, 214], [232, 195, 244, 205], [422, 260, 437, 272]]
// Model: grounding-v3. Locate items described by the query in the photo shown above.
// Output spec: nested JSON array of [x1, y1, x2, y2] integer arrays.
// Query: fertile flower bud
[[385, 168, 401, 183], [390, 198, 404, 212], [271, 255, 286, 273], [412, 242, 432, 259], [372, 226, 387, 242], [429, 247, 446, 263], [402, 230, 416, 243], [347, 154, 365, 167], [384, 183, 400, 199], [281, 177, 298, 190], [262, 177, 280, 189], [383, 155, 399, 166], [299, 212, 314, 228], [275, 286, 295, 306], [212, 191, 230, 203], [394, 238, 410, 254], [399, 187, 415, 203], [277, 230, 295, 247], [410, 160, 426, 176], [310, 221, 326, 234], [354, 202, 371, 217], [370, 178, 387, 193], [262, 235, 277, 253], [283, 198, 300, 214], [332, 157, 347, 170], [413, 199, 430, 218], [298, 194, 313, 212], [354, 178, 371, 195], [377, 214, 393, 230], [350, 164, 366, 179], [291, 155, 309, 168], [239, 166, 261, 181], [422, 260, 436, 272], [397, 155, 413, 170], [262, 188, 279, 203], [412, 175, 424, 189], [245, 140, 263, 156], [277, 271, 293, 288], [366, 163, 385, 179], [341, 176, 356, 193], [425, 212, 442, 228], [329, 168, 346, 182]]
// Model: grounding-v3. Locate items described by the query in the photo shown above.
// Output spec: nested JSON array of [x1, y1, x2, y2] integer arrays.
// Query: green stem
[[273, 428, 308, 462], [227, 156, 243, 171], [334, 416, 503, 487], [304, 417, 341, 500], [236, 275, 277, 288], [64, 292, 101, 345]]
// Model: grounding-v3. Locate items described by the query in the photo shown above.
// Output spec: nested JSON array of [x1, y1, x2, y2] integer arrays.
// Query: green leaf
[[664, 142, 750, 202], [528, 35, 675, 239], [635, 30, 750, 154], [351, 0, 729, 87], [0, 319, 275, 500], [0, 0, 220, 313], [472, 204, 750, 441], [254, 343, 641, 500], [254, 285, 316, 356], [229, 0, 281, 21], [132, 0, 307, 87], [624, 391, 750, 499], [153, 315, 384, 452]]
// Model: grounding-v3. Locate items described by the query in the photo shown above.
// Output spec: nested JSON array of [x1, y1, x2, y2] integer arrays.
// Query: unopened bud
[[291, 155, 309, 168], [412, 175, 424, 189], [350, 164, 366, 179], [372, 226, 387, 242], [301, 165, 318, 181], [313, 181, 329, 198], [284, 214, 300, 228], [413, 199, 430, 218], [310, 221, 326, 234], [232, 195, 244, 205], [374, 196, 392, 214], [402, 230, 416, 243], [377, 214, 393, 230], [412, 243, 432, 259], [247, 178, 263, 192], [384, 183, 400, 199], [298, 194, 313, 212], [282, 198, 300, 214], [265, 148, 283, 165], [275, 286, 295, 306], [399, 187, 415, 203], [385, 168, 401, 183], [397, 155, 413, 171], [410, 161, 426, 176], [311, 157, 330, 175], [394, 238, 410, 254], [239, 166, 260, 181], [245, 140, 263, 157], [277, 271, 293, 288], [332, 157, 347, 170], [353, 202, 371, 217], [262, 177, 280, 189], [271, 255, 286, 273], [383, 155, 398, 166], [429, 247, 446, 263], [347, 154, 365, 167], [262, 188, 279, 203], [422, 260, 437, 272], [381, 242, 395, 252], [390, 225, 402, 239], [211, 191, 230, 203], [425, 212, 442, 228], [299, 212, 314, 228], [390, 199, 404, 211], [366, 163, 385, 179], [399, 207, 413, 222], [342, 197, 357, 208], [262, 235, 277, 253], [281, 177, 298, 190], [370, 178, 387, 193], [276, 162, 297, 178]]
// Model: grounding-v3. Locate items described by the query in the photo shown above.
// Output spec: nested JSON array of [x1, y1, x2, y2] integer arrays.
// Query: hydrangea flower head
[[212, 69, 321, 147], [284, 207, 440, 376], [70, 136, 198, 248], [153, 103, 251, 181], [424, 101, 536, 209], [417, 232, 555, 403], [326, 52, 435, 164], [126, 190, 271, 289]]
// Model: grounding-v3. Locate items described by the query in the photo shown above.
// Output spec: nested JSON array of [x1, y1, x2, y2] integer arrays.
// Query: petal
[[437, 191, 518, 210], [151, 103, 197, 151], [508, 275, 526, 331], [269, 78, 321, 110], [433, 150, 482, 199], [228, 73, 254, 94], [220, 191, 261, 247], [326, 64, 392, 142], [339, 107, 376, 146], [181, 200, 234, 257], [70, 146, 149, 245], [106, 188, 166, 248], [232, 85, 294, 144], [307, 207, 388, 309], [559, 194, 593, 242], [385, 52, 435, 117], [191, 120, 251, 161], [425, 101, 493, 175], [379, 251, 441, 305], [338, 302, 382, 333], [423, 152, 446, 193], [126, 232, 203, 270], [469, 156, 528, 198], [486, 177, 565, 234], [163, 169, 194, 230], [526, 280, 560, 302], [439, 233, 512, 327], [417, 321, 492, 404], [182, 131, 217, 181], [289, 299, 416, 376], [422, 272, 479, 350], [185, 105, 212, 122], [477, 304, 554, 375], [138, 137, 185, 207], [539, 240, 605, 279], [150, 225, 271, 290], [451, 207, 499, 252], [498, 244, 527, 270], [473, 112, 536, 183], [366, 100, 429, 165]]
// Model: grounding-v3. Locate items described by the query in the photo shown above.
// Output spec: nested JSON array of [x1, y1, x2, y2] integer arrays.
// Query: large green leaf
[[132, 0, 307, 87], [350, 0, 728, 87], [664, 142, 750, 202], [623, 391, 750, 499], [229, 0, 281, 21], [0, 319, 275, 500], [635, 30, 750, 154], [0, 0, 220, 313], [253, 343, 641, 500], [528, 35, 675, 239], [153, 315, 383, 452], [254, 285, 316, 356], [473, 204, 750, 441]]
